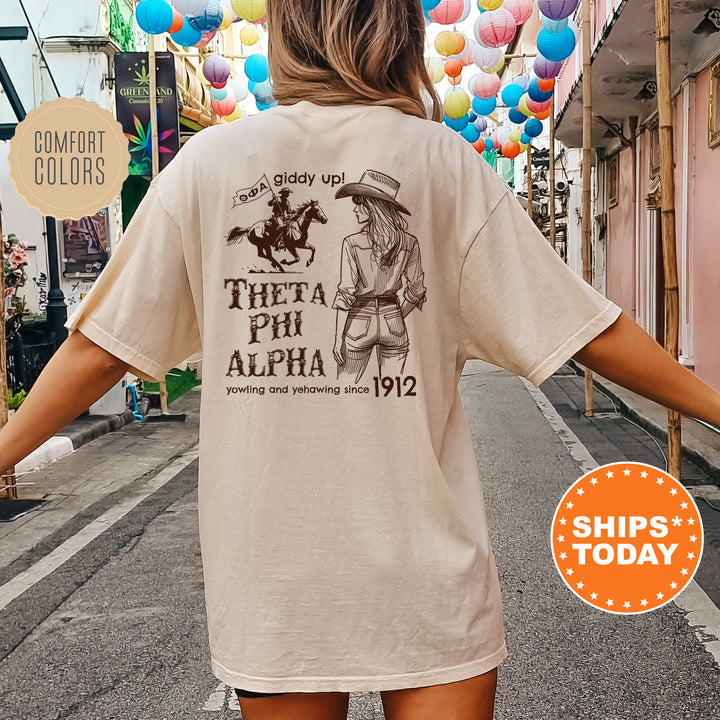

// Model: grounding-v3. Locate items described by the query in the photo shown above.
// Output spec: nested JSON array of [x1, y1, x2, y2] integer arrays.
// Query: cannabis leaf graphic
[[134, 65, 151, 86], [124, 111, 176, 159]]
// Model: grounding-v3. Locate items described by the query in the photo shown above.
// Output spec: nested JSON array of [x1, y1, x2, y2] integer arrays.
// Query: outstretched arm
[[0, 331, 129, 472], [572, 312, 720, 427]]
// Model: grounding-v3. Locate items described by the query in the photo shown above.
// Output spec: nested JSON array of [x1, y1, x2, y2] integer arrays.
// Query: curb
[[568, 360, 720, 486], [15, 410, 136, 475]]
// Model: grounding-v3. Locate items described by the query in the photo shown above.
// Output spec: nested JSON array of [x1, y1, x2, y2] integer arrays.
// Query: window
[[607, 154, 619, 208], [709, 59, 720, 148], [649, 120, 660, 177]]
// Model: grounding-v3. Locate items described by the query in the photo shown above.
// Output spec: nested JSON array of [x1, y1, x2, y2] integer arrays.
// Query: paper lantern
[[508, 129, 522, 143], [503, 0, 535, 25], [491, 131, 501, 149], [502, 141, 521, 159], [474, 117, 488, 132], [542, 15, 569, 33], [429, 0, 466, 24], [212, 87, 236, 116], [528, 78, 554, 102], [482, 57, 505, 74], [422, 0, 443, 10], [219, 6, 234, 30], [426, 57, 446, 83], [444, 114, 469, 131], [171, 18, 202, 46], [239, 23, 259, 45], [537, 77, 556, 92], [135, 0, 174, 35], [525, 118, 544, 137], [534, 55, 564, 79], [472, 43, 503, 71], [459, 0, 474, 22], [472, 95, 497, 116], [453, 32, 467, 54], [538, 0, 580, 20], [461, 123, 482, 143], [435, 30, 460, 56], [527, 96, 553, 113], [445, 59, 463, 78], [537, 27, 577, 62], [168, 8, 185, 32], [210, 84, 228, 100], [225, 104, 243, 122], [231, 0, 267, 23], [501, 83, 524, 108], [484, 138, 495, 151], [497, 127, 510, 144], [187, 0, 224, 32], [471, 137, 486, 154], [519, 143, 529, 152], [252, 79, 274, 101], [508, 107, 527, 124], [518, 94, 533, 116], [173, 0, 208, 14], [448, 74, 462, 86], [196, 31, 216, 48], [244, 53, 269, 82], [449, 37, 475, 66], [475, 10, 517, 48], [521, 132, 531, 144], [477, 0, 504, 10], [229, 76, 249, 100], [203, 54, 231, 85], [534, 108, 552, 120], [444, 89, 471, 119], [471, 72, 501, 99]]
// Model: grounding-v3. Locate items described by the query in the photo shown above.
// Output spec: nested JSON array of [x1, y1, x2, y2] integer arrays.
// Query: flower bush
[[3, 233, 29, 299]]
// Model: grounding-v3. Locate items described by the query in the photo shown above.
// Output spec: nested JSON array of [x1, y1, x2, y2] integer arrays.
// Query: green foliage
[[7, 388, 27, 410]]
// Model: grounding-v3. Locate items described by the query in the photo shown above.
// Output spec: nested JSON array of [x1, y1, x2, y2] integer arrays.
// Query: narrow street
[[1, 366, 718, 720]]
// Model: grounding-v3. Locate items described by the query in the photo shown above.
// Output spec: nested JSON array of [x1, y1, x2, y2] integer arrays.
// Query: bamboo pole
[[0, 213, 17, 500], [549, 95, 556, 251], [654, 0, 682, 479], [147, 35, 169, 415], [527, 145, 533, 219], [581, 0, 594, 417]]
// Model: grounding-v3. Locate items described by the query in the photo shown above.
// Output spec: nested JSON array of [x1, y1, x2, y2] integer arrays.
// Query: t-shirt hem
[[525, 301, 622, 387], [210, 644, 508, 693], [66, 316, 165, 382]]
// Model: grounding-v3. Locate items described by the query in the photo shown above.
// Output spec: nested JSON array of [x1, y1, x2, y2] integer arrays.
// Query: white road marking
[[203, 684, 240, 712], [521, 377, 720, 666], [0, 446, 199, 612]]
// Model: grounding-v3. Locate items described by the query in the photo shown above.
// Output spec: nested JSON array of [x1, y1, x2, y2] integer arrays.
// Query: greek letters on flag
[[232, 175, 273, 208]]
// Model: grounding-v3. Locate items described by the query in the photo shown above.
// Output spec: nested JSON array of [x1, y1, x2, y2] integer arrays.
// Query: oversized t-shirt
[[66, 101, 621, 693]]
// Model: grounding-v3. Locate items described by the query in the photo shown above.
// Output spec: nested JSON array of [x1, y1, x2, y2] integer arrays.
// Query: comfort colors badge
[[8, 97, 130, 220]]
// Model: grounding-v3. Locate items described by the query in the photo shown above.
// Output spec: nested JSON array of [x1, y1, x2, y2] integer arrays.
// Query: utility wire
[[17, 0, 61, 97]]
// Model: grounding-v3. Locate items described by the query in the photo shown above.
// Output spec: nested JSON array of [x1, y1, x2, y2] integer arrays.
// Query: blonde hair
[[266, 0, 442, 122], [354, 195, 407, 267]]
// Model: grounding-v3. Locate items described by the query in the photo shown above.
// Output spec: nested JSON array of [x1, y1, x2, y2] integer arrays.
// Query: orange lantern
[[537, 77, 556, 92], [444, 59, 463, 78]]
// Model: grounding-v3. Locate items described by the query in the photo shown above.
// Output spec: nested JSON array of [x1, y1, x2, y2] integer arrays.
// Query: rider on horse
[[267, 188, 294, 250]]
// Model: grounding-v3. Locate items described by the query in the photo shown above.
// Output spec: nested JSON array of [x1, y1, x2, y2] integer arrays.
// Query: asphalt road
[[0, 364, 718, 719]]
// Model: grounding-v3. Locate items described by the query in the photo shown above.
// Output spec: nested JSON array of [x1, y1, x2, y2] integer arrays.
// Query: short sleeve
[[459, 191, 622, 386], [65, 179, 201, 382]]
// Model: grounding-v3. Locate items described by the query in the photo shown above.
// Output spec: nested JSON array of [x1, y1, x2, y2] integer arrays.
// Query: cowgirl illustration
[[332, 170, 426, 383]]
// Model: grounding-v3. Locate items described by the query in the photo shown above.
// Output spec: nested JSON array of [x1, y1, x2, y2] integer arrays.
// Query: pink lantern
[[471, 72, 501, 100], [503, 0, 535, 25], [428, 0, 466, 25], [475, 9, 517, 49], [526, 96, 553, 113], [449, 36, 476, 66], [212, 87, 237, 116]]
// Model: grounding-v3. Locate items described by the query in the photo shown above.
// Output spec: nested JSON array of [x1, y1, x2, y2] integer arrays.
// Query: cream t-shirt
[[67, 101, 621, 692]]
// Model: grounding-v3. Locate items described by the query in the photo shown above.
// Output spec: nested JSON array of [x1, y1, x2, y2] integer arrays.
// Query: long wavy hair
[[354, 195, 408, 267], [266, 0, 442, 122]]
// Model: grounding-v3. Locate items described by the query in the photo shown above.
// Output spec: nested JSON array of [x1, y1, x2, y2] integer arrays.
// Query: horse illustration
[[226, 199, 328, 272]]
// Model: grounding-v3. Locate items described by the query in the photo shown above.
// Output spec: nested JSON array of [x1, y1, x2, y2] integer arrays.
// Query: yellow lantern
[[444, 89, 471, 119], [509, 129, 522, 143], [518, 95, 533, 116], [425, 57, 446, 84], [434, 30, 459, 57], [219, 6, 233, 31], [239, 23, 259, 46], [478, 0, 504, 10], [196, 61, 211, 86], [482, 57, 505, 75], [226, 104, 243, 122], [231, 0, 266, 23]]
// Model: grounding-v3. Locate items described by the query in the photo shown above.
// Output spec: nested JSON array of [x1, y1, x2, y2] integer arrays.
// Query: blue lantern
[[461, 123, 481, 143], [528, 78, 554, 103], [516, 76, 531, 92], [257, 100, 278, 111], [484, 138, 494, 152], [472, 96, 497, 116], [525, 118, 544, 137], [170, 18, 202, 46], [537, 27, 577, 62], [135, 0, 174, 35], [187, 0, 224, 32], [210, 85, 228, 100], [245, 53, 269, 83], [541, 15, 569, 33], [521, 132, 531, 144], [508, 107, 527, 124], [501, 83, 524, 108], [444, 114, 470, 131]]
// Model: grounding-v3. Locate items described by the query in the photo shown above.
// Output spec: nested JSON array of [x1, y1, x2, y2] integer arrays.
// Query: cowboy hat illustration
[[335, 170, 410, 215]]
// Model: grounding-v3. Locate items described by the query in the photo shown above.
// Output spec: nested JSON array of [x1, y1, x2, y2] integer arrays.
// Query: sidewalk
[[569, 359, 720, 486]]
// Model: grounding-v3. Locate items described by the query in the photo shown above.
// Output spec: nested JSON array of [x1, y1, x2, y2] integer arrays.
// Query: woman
[[1, 2, 719, 719], [333, 170, 426, 383]]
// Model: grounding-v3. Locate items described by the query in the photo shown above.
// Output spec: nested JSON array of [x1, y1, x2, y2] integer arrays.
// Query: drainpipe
[[629, 116, 638, 318]]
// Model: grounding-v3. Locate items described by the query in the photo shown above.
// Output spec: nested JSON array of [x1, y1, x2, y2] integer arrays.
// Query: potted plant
[[3, 233, 30, 317]]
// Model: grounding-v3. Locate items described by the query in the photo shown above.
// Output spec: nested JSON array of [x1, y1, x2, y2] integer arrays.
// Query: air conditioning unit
[[555, 180, 569, 194]]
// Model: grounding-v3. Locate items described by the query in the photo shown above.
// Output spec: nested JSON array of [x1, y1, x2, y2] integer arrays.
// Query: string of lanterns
[[425, 0, 579, 159], [133, 0, 272, 120]]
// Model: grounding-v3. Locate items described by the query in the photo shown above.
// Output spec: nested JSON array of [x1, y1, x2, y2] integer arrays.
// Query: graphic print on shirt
[[332, 170, 426, 384], [225, 174, 328, 272]]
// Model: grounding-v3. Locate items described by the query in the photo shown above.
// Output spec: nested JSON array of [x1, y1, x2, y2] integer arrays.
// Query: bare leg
[[381, 669, 498, 720], [237, 692, 349, 720]]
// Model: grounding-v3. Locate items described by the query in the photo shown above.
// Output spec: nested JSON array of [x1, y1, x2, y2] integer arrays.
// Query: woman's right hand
[[333, 337, 345, 366]]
